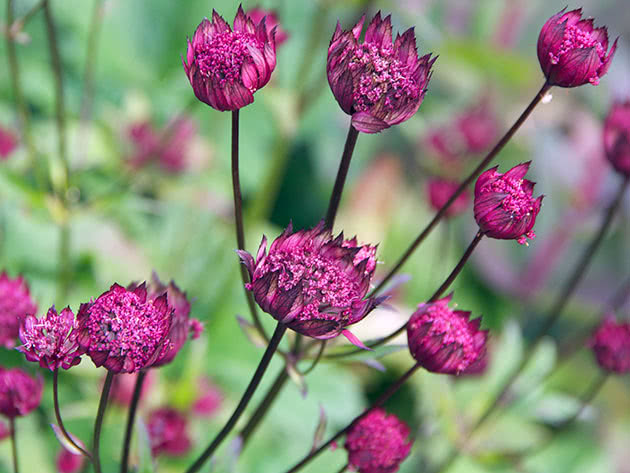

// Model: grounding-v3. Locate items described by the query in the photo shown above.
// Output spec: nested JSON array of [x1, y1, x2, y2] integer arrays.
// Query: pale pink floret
[[0, 272, 38, 349]]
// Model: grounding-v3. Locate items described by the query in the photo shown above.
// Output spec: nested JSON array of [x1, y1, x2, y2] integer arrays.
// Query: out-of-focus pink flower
[[456, 100, 499, 154], [327, 12, 435, 133], [128, 121, 160, 169], [537, 8, 617, 87], [159, 118, 196, 173], [426, 178, 470, 217], [474, 162, 543, 245], [183, 6, 277, 111], [407, 294, 487, 375], [424, 127, 462, 162], [603, 100, 630, 177], [344, 408, 412, 473], [239, 222, 382, 347], [108, 371, 155, 407], [0, 127, 18, 159], [56, 448, 84, 473], [247, 7, 288, 45], [192, 377, 223, 417], [18, 306, 83, 371], [0, 272, 38, 349], [0, 420, 9, 441], [147, 407, 192, 457], [590, 316, 630, 374], [0, 367, 43, 418]]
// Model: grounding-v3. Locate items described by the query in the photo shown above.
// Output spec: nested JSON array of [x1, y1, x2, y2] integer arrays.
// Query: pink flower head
[[76, 283, 172, 373], [0, 420, 9, 441], [159, 117, 196, 173], [17, 306, 83, 371], [0, 272, 38, 349], [426, 178, 470, 217], [183, 6, 277, 111], [247, 7, 288, 46], [344, 408, 412, 473], [327, 12, 435, 133], [192, 377, 223, 417], [127, 121, 160, 169], [407, 294, 487, 375], [0, 367, 43, 419], [239, 222, 382, 346], [56, 448, 84, 473], [537, 8, 617, 88], [590, 316, 630, 374], [0, 126, 18, 159], [108, 370, 155, 407], [474, 162, 543, 245], [603, 100, 630, 177], [147, 407, 192, 457], [456, 100, 499, 154]]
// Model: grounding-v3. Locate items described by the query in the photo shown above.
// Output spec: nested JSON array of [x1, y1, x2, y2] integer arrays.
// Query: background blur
[[1, 0, 629, 472]]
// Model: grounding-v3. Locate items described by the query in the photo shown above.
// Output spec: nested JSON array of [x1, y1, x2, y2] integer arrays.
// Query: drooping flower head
[[474, 162, 543, 245], [76, 283, 172, 373], [0, 272, 38, 349], [407, 294, 487, 375], [18, 306, 83, 371], [344, 408, 412, 473], [426, 178, 470, 217], [537, 8, 617, 87], [57, 448, 84, 473], [147, 407, 192, 457], [239, 222, 381, 346], [327, 12, 435, 133], [590, 316, 630, 374], [604, 100, 630, 177], [0, 126, 18, 160], [183, 6, 277, 111], [0, 367, 43, 419], [247, 7, 288, 46]]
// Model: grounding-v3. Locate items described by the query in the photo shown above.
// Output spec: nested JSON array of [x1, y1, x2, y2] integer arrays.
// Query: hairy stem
[[93, 372, 114, 473], [53, 369, 91, 458], [120, 371, 147, 473]]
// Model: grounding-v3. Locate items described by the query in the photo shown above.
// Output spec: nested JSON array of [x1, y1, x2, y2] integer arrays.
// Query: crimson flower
[[0, 367, 43, 419], [147, 407, 192, 457], [603, 100, 630, 177], [590, 316, 630, 374], [0, 272, 37, 349], [426, 178, 470, 217], [57, 448, 84, 473], [247, 7, 288, 46], [0, 126, 17, 159]]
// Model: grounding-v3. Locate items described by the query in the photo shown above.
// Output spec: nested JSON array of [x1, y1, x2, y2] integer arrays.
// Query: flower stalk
[[53, 369, 91, 458], [120, 370, 146, 473], [9, 418, 18, 473], [92, 371, 114, 473]]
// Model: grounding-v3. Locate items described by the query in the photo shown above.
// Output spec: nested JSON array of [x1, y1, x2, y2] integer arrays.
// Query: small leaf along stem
[[120, 371, 147, 473]]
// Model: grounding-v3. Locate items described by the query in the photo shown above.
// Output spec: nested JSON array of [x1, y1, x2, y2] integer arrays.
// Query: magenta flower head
[[0, 126, 17, 160], [183, 5, 277, 112], [0, 367, 43, 419], [247, 7, 288, 46], [474, 162, 543, 245], [344, 408, 412, 473], [0, 272, 38, 349], [147, 407, 192, 457], [17, 306, 83, 371], [426, 178, 470, 217], [327, 12, 435, 134], [407, 294, 487, 375], [537, 8, 617, 88], [57, 448, 84, 473], [590, 316, 630, 374], [239, 222, 381, 347], [604, 100, 630, 177], [76, 283, 172, 373], [192, 377, 223, 417], [456, 100, 499, 154]]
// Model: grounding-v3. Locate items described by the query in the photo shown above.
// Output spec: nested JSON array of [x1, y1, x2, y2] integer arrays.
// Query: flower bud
[[603, 100, 630, 177], [590, 316, 630, 374]]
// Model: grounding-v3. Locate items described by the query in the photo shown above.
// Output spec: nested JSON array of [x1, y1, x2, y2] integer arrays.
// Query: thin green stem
[[285, 364, 421, 473], [335, 463, 349, 473], [57, 221, 71, 301], [53, 369, 91, 458], [120, 371, 147, 473], [9, 418, 18, 473], [185, 322, 287, 473], [371, 82, 552, 296], [79, 0, 104, 125], [93, 372, 114, 473]]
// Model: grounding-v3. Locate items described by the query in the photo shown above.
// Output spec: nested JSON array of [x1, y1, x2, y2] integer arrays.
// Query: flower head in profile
[[18, 306, 83, 371], [603, 100, 630, 177], [76, 283, 172, 373], [474, 162, 543, 245], [537, 8, 617, 87], [147, 407, 192, 457], [426, 178, 470, 217], [247, 7, 288, 46], [407, 294, 487, 375], [590, 316, 630, 374], [183, 6, 277, 111], [344, 408, 412, 473], [239, 222, 381, 347], [0, 367, 43, 419], [0, 272, 38, 349], [327, 12, 435, 133], [0, 126, 17, 160]]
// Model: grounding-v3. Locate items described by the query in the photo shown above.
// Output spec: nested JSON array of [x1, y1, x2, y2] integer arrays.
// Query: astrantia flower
[[147, 407, 192, 457], [426, 178, 470, 217], [76, 283, 172, 374], [537, 8, 617, 87], [239, 222, 381, 346], [18, 306, 83, 371], [590, 316, 630, 374], [0, 126, 17, 160], [0, 367, 43, 419], [327, 12, 435, 133], [456, 100, 498, 154], [183, 6, 277, 111], [603, 100, 630, 177], [247, 7, 288, 46], [0, 272, 37, 349], [0, 420, 8, 441], [474, 162, 543, 245], [345, 408, 412, 473], [57, 448, 84, 473], [192, 377, 223, 417], [407, 294, 487, 375]]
